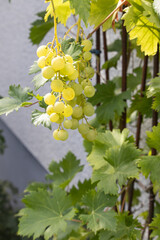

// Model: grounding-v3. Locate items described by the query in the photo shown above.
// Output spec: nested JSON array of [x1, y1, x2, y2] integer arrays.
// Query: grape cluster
[[37, 39, 97, 141]]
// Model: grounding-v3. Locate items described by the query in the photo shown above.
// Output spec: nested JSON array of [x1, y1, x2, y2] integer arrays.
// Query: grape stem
[[76, 18, 81, 42], [87, 0, 127, 39], [64, 21, 79, 39], [23, 101, 39, 108]]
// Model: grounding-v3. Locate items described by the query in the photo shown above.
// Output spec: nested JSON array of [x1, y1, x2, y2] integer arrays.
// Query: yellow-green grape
[[51, 79, 64, 92], [71, 83, 83, 96], [68, 69, 79, 80], [81, 39, 92, 52], [84, 67, 95, 78], [46, 105, 54, 115], [72, 106, 83, 119], [44, 93, 56, 105], [53, 129, 60, 140], [71, 119, 79, 130], [63, 120, 72, 129], [76, 94, 86, 105], [66, 98, 77, 107], [37, 45, 49, 58], [79, 62, 85, 71], [86, 129, 97, 141], [37, 56, 46, 68], [56, 115, 64, 123], [62, 88, 75, 101], [83, 103, 95, 116], [81, 79, 92, 89], [45, 51, 56, 65], [64, 55, 73, 63], [63, 105, 73, 117], [84, 86, 95, 98], [78, 123, 89, 135], [50, 113, 59, 122], [83, 51, 92, 61], [53, 102, 65, 113], [42, 66, 55, 79], [58, 130, 69, 141], [61, 63, 75, 76], [51, 56, 65, 71]]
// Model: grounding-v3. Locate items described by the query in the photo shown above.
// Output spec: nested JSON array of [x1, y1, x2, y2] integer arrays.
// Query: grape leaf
[[46, 151, 83, 188], [102, 52, 121, 70], [29, 61, 41, 75], [89, 82, 130, 124], [32, 72, 49, 91], [147, 76, 160, 98], [80, 190, 117, 233], [107, 39, 122, 52], [146, 123, 160, 152], [61, 39, 83, 60], [57, 221, 81, 240], [29, 11, 54, 45], [150, 214, 160, 240], [122, 2, 160, 56], [31, 110, 52, 130], [0, 85, 32, 116], [88, 0, 118, 31], [100, 213, 141, 240], [18, 188, 75, 240]]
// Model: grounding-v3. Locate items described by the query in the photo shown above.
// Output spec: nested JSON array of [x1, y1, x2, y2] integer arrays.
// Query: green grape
[[37, 45, 49, 58], [86, 129, 97, 141], [83, 51, 92, 61], [63, 120, 72, 129], [68, 69, 79, 80], [78, 123, 89, 135], [44, 93, 56, 105], [72, 106, 83, 119], [71, 119, 79, 129], [76, 94, 86, 105], [71, 83, 83, 96], [46, 105, 54, 115], [81, 39, 92, 52], [84, 86, 95, 98], [64, 54, 73, 63], [53, 129, 60, 140], [56, 115, 64, 123], [81, 79, 92, 89], [51, 56, 65, 71], [84, 67, 94, 78], [51, 79, 64, 92], [63, 105, 73, 117], [42, 66, 55, 79], [45, 50, 56, 65], [60, 63, 75, 76], [50, 113, 59, 122], [53, 102, 65, 113], [83, 103, 95, 116], [66, 98, 77, 107], [62, 88, 75, 101], [58, 130, 69, 141], [79, 61, 85, 71], [37, 56, 46, 68]]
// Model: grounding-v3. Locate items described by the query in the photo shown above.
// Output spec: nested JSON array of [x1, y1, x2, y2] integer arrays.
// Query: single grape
[[53, 129, 60, 140], [70, 83, 83, 96], [50, 113, 59, 122], [64, 55, 73, 63], [37, 45, 49, 58], [84, 86, 95, 98], [58, 130, 69, 141], [61, 63, 75, 76], [37, 56, 46, 68], [63, 120, 72, 129], [46, 105, 54, 115], [71, 119, 79, 129], [53, 102, 65, 113], [81, 39, 92, 52], [68, 69, 79, 80], [45, 50, 56, 65], [76, 94, 86, 105], [62, 88, 75, 101], [44, 93, 56, 105], [81, 79, 92, 89], [63, 105, 73, 117], [84, 67, 95, 78], [78, 123, 89, 135], [51, 56, 65, 71], [51, 79, 64, 92], [42, 66, 55, 79], [66, 98, 77, 107], [86, 129, 97, 141], [56, 115, 64, 123], [83, 103, 95, 116], [72, 106, 83, 119], [83, 51, 92, 61]]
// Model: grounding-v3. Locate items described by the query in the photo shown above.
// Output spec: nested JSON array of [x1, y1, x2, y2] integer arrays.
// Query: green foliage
[[31, 110, 52, 130], [150, 214, 160, 239], [29, 61, 41, 75], [102, 52, 121, 70], [0, 85, 33, 116], [32, 72, 49, 91], [147, 76, 160, 111], [61, 39, 83, 60], [146, 123, 160, 152], [0, 130, 6, 154], [29, 11, 54, 45]]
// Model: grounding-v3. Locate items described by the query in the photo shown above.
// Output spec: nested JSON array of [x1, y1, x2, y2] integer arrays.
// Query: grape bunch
[[36, 39, 97, 141]]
